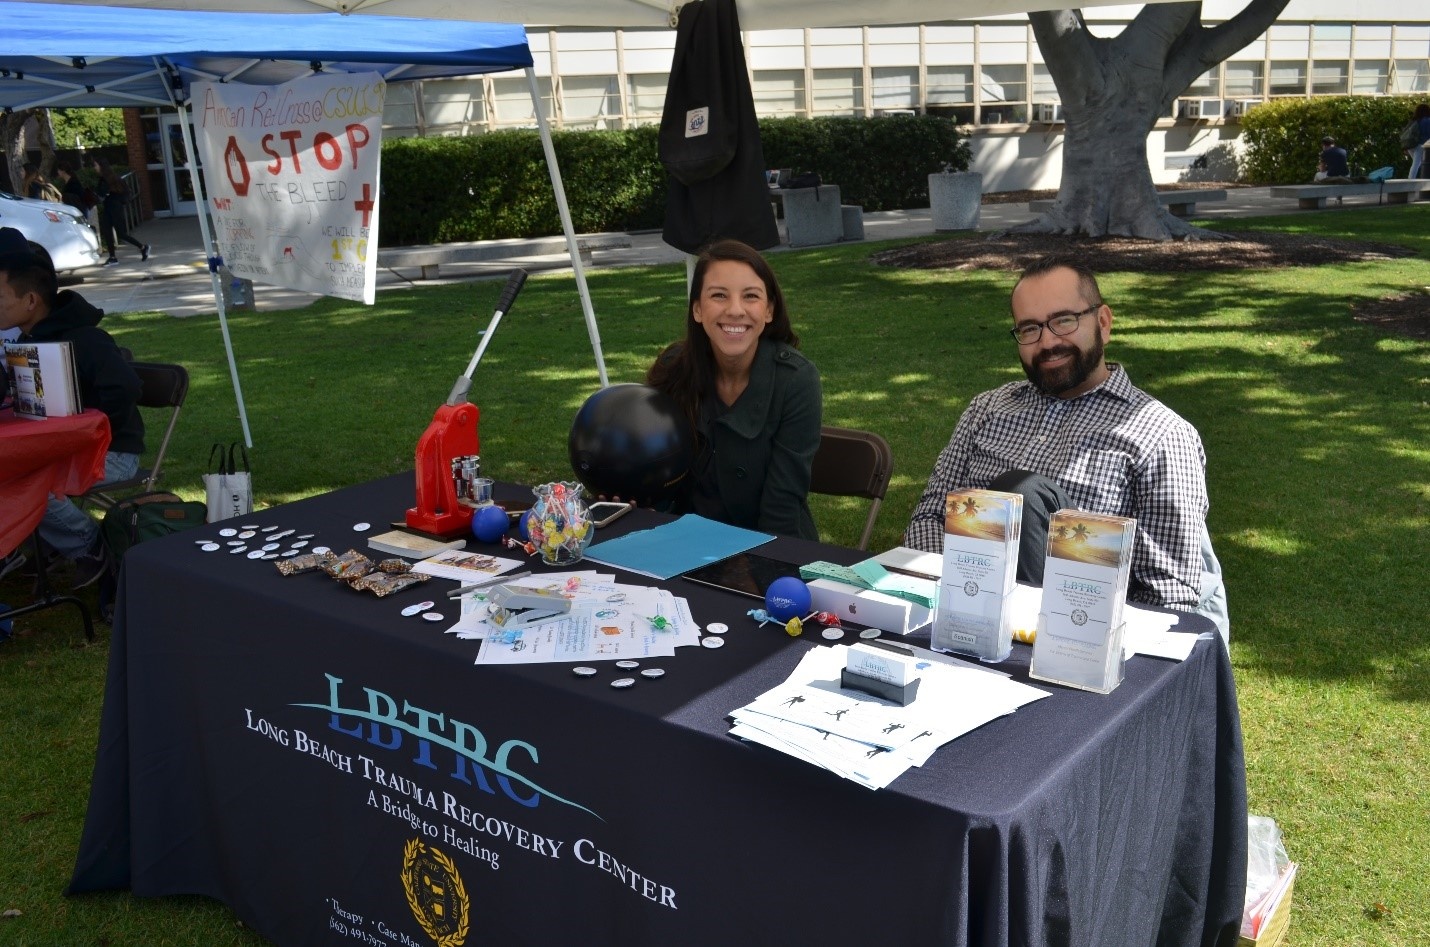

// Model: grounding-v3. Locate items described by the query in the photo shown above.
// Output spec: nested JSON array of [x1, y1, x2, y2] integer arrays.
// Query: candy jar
[[527, 481, 593, 566]]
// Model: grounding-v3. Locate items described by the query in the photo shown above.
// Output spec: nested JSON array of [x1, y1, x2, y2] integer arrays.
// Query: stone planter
[[929, 171, 982, 231]]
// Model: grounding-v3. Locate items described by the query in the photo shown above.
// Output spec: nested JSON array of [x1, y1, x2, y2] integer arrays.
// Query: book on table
[[3, 340, 82, 419]]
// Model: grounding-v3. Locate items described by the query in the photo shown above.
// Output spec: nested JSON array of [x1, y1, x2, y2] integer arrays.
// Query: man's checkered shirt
[[903, 364, 1207, 610]]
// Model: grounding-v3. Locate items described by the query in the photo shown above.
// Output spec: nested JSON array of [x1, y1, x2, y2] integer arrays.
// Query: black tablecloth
[[69, 474, 1246, 947]]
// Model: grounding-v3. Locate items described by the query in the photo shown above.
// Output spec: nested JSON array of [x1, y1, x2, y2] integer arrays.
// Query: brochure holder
[[931, 489, 1023, 662], [1029, 510, 1136, 695]]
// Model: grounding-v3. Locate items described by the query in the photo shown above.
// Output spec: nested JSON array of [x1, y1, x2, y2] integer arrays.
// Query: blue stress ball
[[472, 504, 510, 543], [765, 576, 811, 622], [518, 507, 536, 542]]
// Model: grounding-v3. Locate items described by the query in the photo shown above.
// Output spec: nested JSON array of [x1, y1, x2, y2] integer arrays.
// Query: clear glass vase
[[527, 481, 594, 566]]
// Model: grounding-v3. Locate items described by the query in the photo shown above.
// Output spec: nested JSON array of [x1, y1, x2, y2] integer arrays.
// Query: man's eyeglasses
[[1010, 304, 1102, 345]]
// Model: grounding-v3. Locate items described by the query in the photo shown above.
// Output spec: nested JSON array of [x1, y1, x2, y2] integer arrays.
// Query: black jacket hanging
[[659, 0, 779, 253]]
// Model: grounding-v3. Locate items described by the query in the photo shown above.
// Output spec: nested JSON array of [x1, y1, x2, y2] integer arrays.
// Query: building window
[[1224, 61, 1264, 98], [1268, 61, 1307, 96], [1391, 59, 1430, 94], [422, 78, 488, 135], [871, 67, 919, 113], [1184, 69, 1221, 98], [560, 75, 620, 129], [1352, 60, 1389, 95], [1311, 61, 1348, 95], [1031, 64, 1059, 104], [625, 74, 666, 125], [811, 68, 863, 116], [382, 82, 421, 138], [491, 76, 555, 127], [979, 63, 1026, 124], [752, 69, 806, 117], [926, 65, 974, 124]]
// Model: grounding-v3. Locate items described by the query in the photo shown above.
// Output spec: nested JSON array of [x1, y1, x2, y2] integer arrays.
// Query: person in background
[[1406, 104, 1430, 179], [89, 156, 149, 266], [54, 162, 89, 215], [646, 238, 822, 540], [1314, 135, 1351, 182], [0, 227, 144, 589]]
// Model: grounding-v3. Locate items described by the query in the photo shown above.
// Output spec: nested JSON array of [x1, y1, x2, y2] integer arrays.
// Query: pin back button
[[610, 678, 636, 689], [572, 666, 598, 677], [200, 543, 221, 552], [421, 612, 445, 622], [218, 528, 237, 537], [401, 601, 435, 617], [701, 636, 725, 649], [706, 622, 729, 634], [615, 660, 640, 669], [640, 668, 666, 679], [859, 628, 881, 640], [822, 628, 845, 640]]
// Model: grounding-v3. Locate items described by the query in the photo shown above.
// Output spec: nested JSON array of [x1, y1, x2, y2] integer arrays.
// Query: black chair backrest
[[809, 426, 893, 550], [131, 361, 189, 410], [810, 426, 892, 501]]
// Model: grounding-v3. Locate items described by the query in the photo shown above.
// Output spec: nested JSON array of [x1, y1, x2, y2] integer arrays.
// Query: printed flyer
[[932, 489, 1022, 661]]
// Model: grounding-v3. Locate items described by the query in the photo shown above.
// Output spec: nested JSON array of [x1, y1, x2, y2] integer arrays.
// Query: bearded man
[[903, 256, 1214, 616]]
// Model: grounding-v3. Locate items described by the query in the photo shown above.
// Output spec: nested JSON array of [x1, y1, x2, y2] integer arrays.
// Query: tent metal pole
[[163, 58, 255, 448], [525, 66, 610, 388]]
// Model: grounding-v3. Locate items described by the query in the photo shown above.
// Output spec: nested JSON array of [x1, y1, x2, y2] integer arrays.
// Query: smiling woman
[[646, 238, 822, 539]]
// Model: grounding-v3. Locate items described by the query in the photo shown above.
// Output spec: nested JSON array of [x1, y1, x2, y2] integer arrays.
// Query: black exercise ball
[[569, 384, 694, 503]]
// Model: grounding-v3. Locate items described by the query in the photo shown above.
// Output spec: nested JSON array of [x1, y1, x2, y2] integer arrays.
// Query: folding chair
[[82, 361, 190, 510], [808, 425, 893, 551]]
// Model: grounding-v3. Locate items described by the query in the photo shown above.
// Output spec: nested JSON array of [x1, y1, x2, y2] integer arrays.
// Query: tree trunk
[[1010, 0, 1291, 242], [1012, 93, 1209, 240]]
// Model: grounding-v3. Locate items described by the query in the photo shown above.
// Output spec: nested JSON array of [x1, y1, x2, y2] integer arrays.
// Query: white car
[[0, 190, 103, 273]]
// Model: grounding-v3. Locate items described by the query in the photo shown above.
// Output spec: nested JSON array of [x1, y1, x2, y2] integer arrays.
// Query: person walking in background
[[90, 156, 149, 266], [1314, 135, 1351, 182], [54, 162, 91, 215], [1405, 104, 1430, 179]]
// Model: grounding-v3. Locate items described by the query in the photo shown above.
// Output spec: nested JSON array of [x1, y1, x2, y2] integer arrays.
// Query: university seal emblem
[[401, 838, 470, 947]]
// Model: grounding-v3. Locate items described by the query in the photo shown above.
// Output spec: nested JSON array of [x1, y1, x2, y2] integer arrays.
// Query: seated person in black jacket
[[0, 228, 145, 588]]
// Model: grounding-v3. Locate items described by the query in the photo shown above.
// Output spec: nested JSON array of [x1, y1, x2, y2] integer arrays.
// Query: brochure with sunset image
[[1030, 510, 1135, 694], [931, 489, 1023, 662]]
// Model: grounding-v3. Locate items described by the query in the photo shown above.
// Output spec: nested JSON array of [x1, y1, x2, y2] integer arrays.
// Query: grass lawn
[[2, 205, 1427, 945]]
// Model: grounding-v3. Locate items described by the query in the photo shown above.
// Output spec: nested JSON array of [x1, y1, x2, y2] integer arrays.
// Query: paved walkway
[[69, 186, 1343, 317]]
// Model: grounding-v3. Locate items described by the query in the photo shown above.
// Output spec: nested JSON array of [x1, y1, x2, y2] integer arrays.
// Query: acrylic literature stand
[[931, 488, 1022, 662], [1029, 510, 1135, 694]]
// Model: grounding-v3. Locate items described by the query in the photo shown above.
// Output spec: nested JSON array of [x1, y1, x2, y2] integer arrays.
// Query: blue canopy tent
[[0, 1, 610, 445]]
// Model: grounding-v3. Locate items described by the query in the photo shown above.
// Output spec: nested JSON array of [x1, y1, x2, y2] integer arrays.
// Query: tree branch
[[1029, 10, 1103, 103], [1163, 0, 1292, 95]]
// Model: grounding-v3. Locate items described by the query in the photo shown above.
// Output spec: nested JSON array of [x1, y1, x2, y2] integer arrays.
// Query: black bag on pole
[[659, 0, 780, 253]]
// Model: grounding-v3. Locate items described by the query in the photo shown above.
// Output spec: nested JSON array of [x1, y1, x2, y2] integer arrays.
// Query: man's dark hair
[[0, 248, 59, 306], [1012, 255, 1103, 312]]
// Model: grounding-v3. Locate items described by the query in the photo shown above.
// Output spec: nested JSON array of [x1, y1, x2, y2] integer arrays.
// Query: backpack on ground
[[100, 491, 207, 567]]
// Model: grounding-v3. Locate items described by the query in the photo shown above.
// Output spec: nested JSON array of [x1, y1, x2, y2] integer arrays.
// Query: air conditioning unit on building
[[1228, 99, 1262, 118], [1032, 102, 1064, 123], [1181, 98, 1224, 120]]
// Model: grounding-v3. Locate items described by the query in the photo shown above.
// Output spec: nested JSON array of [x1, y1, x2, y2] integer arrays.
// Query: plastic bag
[[1242, 814, 1292, 938]]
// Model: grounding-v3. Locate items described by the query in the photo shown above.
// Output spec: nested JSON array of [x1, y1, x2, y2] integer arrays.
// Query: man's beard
[[1023, 332, 1104, 396]]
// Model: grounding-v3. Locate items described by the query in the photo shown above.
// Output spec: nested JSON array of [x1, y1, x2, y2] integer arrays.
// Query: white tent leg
[[166, 59, 255, 448], [527, 66, 609, 388]]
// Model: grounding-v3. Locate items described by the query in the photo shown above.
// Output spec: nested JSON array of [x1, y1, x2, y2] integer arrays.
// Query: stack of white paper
[[728, 645, 1049, 790], [443, 570, 702, 664]]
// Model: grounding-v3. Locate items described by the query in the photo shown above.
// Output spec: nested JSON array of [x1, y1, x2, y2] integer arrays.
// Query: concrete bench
[[1028, 188, 1228, 218], [1268, 180, 1430, 209], [770, 185, 844, 247], [377, 234, 632, 279]]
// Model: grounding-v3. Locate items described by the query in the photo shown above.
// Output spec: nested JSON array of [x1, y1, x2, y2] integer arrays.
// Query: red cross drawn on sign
[[354, 183, 375, 229]]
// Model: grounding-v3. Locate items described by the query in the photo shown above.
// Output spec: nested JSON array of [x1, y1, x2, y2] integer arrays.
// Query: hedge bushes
[[1239, 95, 1428, 184], [378, 115, 968, 246]]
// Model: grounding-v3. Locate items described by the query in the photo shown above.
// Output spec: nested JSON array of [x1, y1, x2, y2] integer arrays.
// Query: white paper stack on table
[[440, 569, 701, 665], [729, 644, 1049, 790]]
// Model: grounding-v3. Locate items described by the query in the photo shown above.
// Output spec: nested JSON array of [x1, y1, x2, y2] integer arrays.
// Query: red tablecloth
[[0, 408, 111, 558]]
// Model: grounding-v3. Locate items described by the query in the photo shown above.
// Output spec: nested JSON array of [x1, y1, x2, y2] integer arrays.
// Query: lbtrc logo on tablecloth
[[401, 838, 470, 947]]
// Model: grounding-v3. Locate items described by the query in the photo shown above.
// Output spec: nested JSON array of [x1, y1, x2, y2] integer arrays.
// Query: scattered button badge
[[610, 678, 636, 689], [401, 601, 435, 617], [700, 636, 725, 649], [706, 622, 728, 635]]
